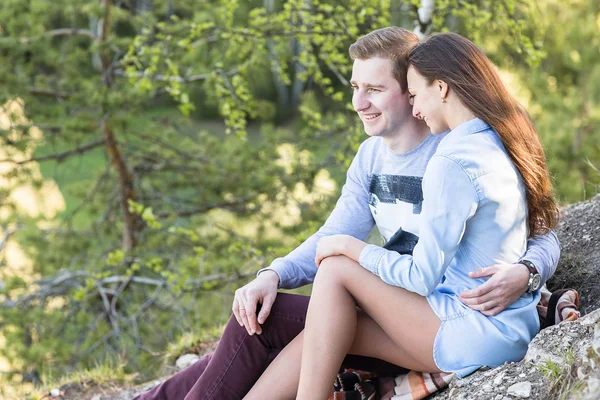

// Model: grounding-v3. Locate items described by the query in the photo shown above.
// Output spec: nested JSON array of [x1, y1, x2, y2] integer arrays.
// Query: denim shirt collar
[[438, 118, 490, 151]]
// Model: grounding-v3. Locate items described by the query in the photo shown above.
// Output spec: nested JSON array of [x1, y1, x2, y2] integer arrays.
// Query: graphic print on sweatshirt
[[368, 174, 423, 255]]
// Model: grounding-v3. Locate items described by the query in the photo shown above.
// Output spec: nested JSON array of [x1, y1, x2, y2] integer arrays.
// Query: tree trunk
[[265, 0, 291, 111], [414, 0, 435, 38], [102, 120, 138, 250], [98, 0, 139, 251], [89, 16, 102, 70], [290, 37, 305, 110]]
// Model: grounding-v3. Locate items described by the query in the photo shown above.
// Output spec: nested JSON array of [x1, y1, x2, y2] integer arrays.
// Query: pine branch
[[0, 227, 18, 256], [114, 68, 239, 83], [27, 87, 72, 99], [155, 197, 253, 218], [0, 123, 62, 135], [15, 28, 97, 44], [0, 269, 256, 309], [0, 139, 105, 165]]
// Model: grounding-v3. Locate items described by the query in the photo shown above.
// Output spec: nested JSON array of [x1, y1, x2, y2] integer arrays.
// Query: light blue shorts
[[426, 285, 540, 378]]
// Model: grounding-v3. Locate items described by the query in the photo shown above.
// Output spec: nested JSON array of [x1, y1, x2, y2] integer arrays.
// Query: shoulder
[[434, 129, 507, 174]]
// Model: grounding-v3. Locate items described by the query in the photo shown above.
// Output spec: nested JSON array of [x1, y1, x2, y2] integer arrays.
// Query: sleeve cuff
[[257, 258, 289, 289], [358, 244, 385, 276], [256, 268, 282, 288]]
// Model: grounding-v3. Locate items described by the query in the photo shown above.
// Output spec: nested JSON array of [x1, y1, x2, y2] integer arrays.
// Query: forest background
[[0, 0, 599, 396]]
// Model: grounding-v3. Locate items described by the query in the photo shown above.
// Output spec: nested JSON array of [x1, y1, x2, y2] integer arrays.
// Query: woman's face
[[406, 66, 450, 134]]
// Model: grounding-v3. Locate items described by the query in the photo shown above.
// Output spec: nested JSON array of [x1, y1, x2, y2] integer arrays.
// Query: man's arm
[[520, 231, 560, 285], [257, 141, 376, 289], [233, 139, 377, 335], [459, 231, 560, 316]]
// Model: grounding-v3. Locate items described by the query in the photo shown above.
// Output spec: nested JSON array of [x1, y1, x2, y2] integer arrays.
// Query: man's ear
[[438, 80, 449, 99]]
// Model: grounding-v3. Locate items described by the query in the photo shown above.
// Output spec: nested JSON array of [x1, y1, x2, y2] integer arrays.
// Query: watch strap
[[521, 259, 538, 274], [521, 259, 541, 292]]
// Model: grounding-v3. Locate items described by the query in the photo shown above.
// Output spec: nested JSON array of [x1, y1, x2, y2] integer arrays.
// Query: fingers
[[235, 292, 261, 335], [233, 290, 254, 334], [245, 295, 259, 335], [257, 293, 274, 325], [232, 278, 279, 336], [461, 295, 506, 315], [460, 287, 504, 307], [232, 298, 243, 327], [460, 279, 495, 299], [238, 300, 252, 334], [315, 242, 323, 267], [315, 254, 323, 268], [468, 265, 499, 279], [460, 283, 511, 315]]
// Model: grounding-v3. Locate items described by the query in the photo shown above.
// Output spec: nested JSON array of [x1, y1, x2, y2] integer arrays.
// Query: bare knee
[[314, 256, 349, 285]]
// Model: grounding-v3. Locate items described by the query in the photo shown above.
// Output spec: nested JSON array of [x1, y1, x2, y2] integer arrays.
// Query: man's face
[[350, 58, 413, 139], [406, 66, 449, 134]]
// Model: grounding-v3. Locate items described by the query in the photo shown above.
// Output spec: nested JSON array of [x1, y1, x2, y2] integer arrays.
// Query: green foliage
[[518, 0, 600, 203], [432, 0, 546, 65]]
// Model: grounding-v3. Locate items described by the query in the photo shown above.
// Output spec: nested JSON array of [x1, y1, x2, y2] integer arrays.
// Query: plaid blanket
[[329, 286, 580, 400]]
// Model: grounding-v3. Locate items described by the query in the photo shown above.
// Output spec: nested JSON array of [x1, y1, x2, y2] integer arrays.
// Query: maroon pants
[[135, 293, 407, 400]]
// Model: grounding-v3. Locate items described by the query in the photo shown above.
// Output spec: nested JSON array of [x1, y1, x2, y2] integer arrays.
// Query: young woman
[[279, 32, 559, 399]]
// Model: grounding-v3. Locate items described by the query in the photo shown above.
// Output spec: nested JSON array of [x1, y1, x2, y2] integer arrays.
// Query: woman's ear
[[438, 80, 449, 100]]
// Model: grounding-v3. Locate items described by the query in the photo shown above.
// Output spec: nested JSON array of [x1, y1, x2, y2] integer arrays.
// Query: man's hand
[[232, 270, 279, 335], [459, 263, 530, 316]]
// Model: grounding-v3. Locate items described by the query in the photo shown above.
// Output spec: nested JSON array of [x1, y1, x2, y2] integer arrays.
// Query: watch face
[[532, 274, 542, 291]]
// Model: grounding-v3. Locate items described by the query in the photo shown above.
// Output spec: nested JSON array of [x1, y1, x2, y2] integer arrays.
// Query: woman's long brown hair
[[408, 33, 558, 237]]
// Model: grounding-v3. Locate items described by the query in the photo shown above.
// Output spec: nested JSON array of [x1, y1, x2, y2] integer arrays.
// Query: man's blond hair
[[349, 27, 419, 92]]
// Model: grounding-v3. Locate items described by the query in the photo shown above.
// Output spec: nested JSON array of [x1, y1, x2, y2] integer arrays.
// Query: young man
[[137, 27, 558, 400]]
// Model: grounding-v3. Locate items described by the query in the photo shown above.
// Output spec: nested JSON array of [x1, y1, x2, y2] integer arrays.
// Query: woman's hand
[[315, 235, 366, 267]]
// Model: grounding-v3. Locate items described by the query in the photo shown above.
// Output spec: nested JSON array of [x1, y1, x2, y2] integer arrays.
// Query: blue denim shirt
[[359, 118, 542, 377], [359, 118, 528, 297]]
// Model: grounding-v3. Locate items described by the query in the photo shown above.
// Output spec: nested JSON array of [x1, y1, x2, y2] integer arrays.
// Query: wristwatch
[[521, 259, 542, 292]]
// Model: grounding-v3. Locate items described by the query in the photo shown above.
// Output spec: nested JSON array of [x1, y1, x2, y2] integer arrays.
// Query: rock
[[506, 381, 531, 398], [551, 194, 600, 314], [592, 320, 600, 354], [50, 388, 61, 397], [175, 353, 199, 370], [493, 372, 505, 385]]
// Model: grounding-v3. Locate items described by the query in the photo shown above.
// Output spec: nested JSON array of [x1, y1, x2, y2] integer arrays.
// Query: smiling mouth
[[363, 113, 381, 121]]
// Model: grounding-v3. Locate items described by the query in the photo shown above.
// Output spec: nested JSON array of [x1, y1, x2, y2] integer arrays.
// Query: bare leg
[[244, 331, 305, 400], [246, 303, 436, 399], [295, 255, 441, 399], [246, 311, 416, 400]]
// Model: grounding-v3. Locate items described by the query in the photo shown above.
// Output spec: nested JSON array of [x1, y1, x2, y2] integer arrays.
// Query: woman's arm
[[316, 155, 479, 296]]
